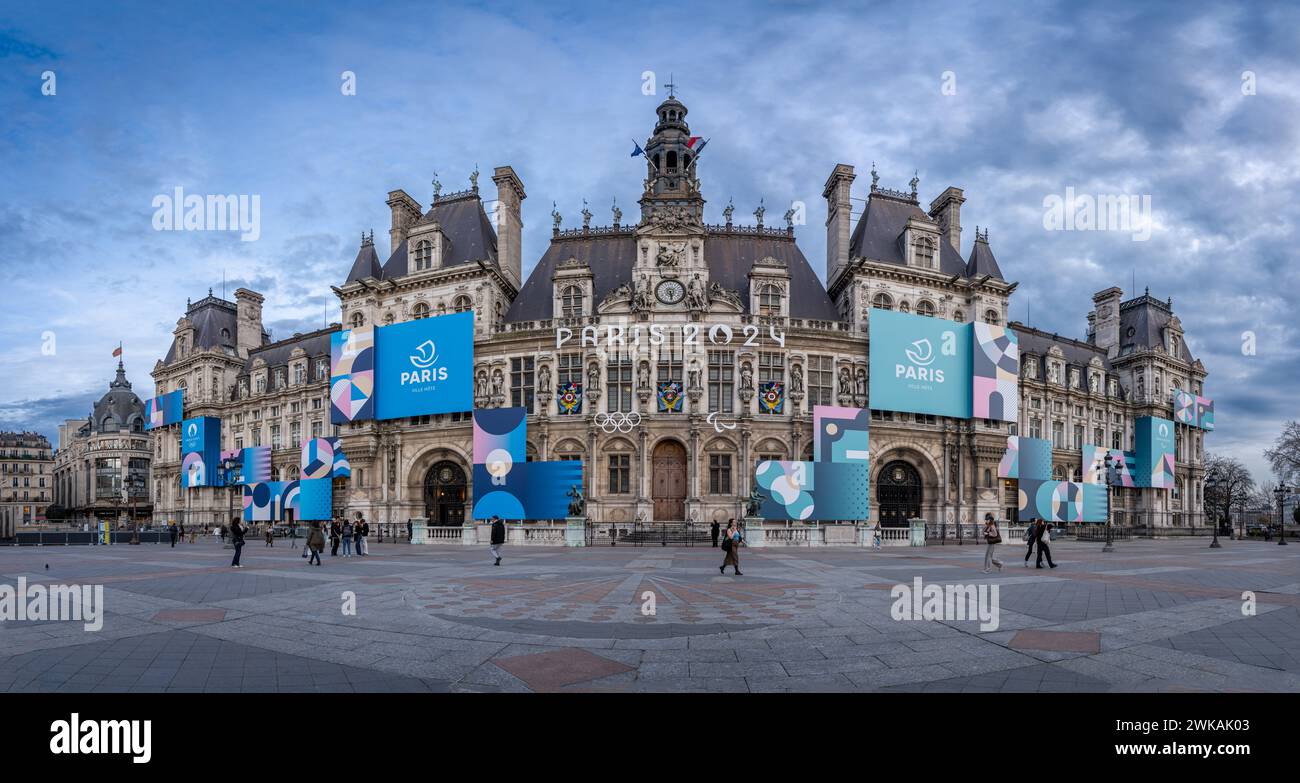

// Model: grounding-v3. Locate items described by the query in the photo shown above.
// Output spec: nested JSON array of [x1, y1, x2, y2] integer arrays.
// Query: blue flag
[[631, 140, 645, 157]]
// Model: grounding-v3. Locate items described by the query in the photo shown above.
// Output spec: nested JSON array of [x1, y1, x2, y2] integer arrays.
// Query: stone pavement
[[1, 537, 1297, 692]]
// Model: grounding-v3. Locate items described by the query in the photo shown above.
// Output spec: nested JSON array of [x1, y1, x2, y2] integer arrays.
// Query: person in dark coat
[[306, 521, 325, 566], [407, 518, 413, 542], [229, 517, 246, 568], [168, 523, 178, 548], [719, 520, 743, 575], [330, 518, 341, 556], [1036, 520, 1057, 569], [710, 520, 721, 548], [1023, 517, 1038, 566], [489, 516, 506, 566]]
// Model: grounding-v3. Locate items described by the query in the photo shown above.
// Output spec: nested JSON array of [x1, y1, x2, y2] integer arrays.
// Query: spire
[[111, 359, 131, 390]]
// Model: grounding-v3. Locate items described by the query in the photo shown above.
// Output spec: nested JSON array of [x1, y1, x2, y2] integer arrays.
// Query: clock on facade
[[656, 279, 686, 305]]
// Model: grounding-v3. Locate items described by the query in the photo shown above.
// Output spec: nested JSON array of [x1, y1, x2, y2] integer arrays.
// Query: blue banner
[[374, 311, 474, 420], [868, 308, 972, 418], [181, 416, 221, 488]]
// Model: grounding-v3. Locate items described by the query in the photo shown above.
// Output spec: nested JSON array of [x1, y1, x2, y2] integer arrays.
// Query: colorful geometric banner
[[754, 461, 871, 521], [471, 407, 582, 520], [998, 435, 1020, 480], [374, 311, 474, 420], [1016, 479, 1109, 524], [758, 381, 784, 414], [219, 445, 271, 486], [868, 308, 973, 419], [180, 416, 221, 488], [330, 327, 375, 424], [144, 389, 184, 430], [657, 381, 683, 412], [1172, 389, 1214, 431], [1081, 445, 1135, 487], [998, 436, 1052, 481], [242, 478, 332, 522], [300, 437, 350, 479], [972, 322, 1019, 423], [813, 405, 870, 463], [557, 381, 582, 415], [1135, 416, 1176, 489]]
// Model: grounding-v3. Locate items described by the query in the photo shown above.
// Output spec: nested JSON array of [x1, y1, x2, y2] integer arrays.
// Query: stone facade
[[0, 431, 53, 538], [148, 96, 1209, 532]]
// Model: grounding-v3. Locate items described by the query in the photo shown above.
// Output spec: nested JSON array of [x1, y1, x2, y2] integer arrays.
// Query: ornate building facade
[[0, 431, 53, 538], [52, 361, 153, 525], [148, 96, 1208, 531]]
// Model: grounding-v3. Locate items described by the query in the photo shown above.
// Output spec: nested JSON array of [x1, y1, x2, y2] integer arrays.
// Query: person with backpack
[[229, 517, 246, 568], [306, 521, 325, 566], [719, 520, 743, 575], [1036, 521, 1058, 569], [982, 512, 1004, 573], [353, 514, 366, 557], [341, 518, 354, 557], [1023, 517, 1038, 566], [489, 515, 506, 566]]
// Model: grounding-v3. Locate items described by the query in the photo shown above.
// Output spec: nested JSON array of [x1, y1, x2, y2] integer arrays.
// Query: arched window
[[953, 309, 964, 322], [984, 468, 992, 488], [984, 309, 999, 325], [758, 284, 782, 316], [412, 302, 430, 320], [350, 312, 365, 329], [561, 285, 583, 317], [872, 292, 893, 311], [914, 237, 936, 269], [916, 300, 936, 317], [453, 295, 472, 313], [414, 240, 432, 271]]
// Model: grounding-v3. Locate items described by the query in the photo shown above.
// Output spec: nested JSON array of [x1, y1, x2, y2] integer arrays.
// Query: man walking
[[711, 519, 721, 548], [1036, 521, 1057, 569], [1023, 517, 1037, 566], [489, 515, 505, 566], [169, 522, 178, 548]]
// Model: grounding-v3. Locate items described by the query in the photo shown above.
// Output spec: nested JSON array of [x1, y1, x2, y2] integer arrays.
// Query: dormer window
[[414, 240, 433, 271], [913, 237, 936, 270], [758, 284, 782, 316], [561, 285, 584, 318]]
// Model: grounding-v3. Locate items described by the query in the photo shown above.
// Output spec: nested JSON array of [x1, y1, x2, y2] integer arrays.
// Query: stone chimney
[[492, 166, 526, 289], [822, 163, 856, 286], [234, 288, 265, 358], [386, 189, 423, 259], [928, 186, 965, 252], [1090, 286, 1124, 359]]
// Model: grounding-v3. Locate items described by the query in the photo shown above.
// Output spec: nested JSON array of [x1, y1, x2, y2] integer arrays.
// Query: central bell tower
[[638, 92, 705, 227]]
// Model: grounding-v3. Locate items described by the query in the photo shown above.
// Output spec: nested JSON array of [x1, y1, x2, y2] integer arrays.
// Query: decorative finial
[[666, 73, 675, 98], [611, 198, 622, 226], [909, 170, 919, 199], [470, 165, 479, 191], [551, 201, 562, 231], [581, 199, 592, 229], [431, 172, 441, 200], [208, 287, 213, 297], [870, 162, 879, 190]]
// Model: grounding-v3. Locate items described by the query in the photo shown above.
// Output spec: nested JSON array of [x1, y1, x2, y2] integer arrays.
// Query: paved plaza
[[1, 537, 1297, 693]]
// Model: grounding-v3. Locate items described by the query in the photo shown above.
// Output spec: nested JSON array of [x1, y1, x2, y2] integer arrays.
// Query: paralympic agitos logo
[[895, 330, 959, 383], [401, 339, 449, 385]]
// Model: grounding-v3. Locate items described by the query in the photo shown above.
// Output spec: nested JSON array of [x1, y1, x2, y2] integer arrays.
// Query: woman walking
[[229, 517, 246, 568], [719, 520, 743, 576], [982, 513, 1004, 573], [306, 521, 324, 566], [330, 518, 341, 557]]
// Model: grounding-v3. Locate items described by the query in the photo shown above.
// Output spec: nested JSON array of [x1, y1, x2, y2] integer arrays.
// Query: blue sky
[[1, 0, 1297, 481]]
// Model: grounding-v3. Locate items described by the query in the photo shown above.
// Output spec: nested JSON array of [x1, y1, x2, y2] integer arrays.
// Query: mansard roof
[[163, 295, 252, 363], [504, 228, 839, 322], [352, 192, 499, 284], [1118, 291, 1195, 362], [346, 235, 382, 282], [848, 190, 968, 277], [965, 231, 1004, 280], [242, 325, 337, 374]]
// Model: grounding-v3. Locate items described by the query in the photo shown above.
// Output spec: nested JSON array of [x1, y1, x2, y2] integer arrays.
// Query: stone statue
[[740, 363, 754, 392], [538, 364, 552, 394], [551, 202, 562, 230], [708, 282, 742, 310], [469, 167, 479, 190], [855, 368, 867, 399], [754, 200, 765, 225], [490, 369, 504, 398], [723, 199, 734, 224], [838, 366, 852, 396], [633, 275, 652, 312], [611, 199, 622, 225], [656, 242, 684, 268], [431, 172, 441, 200], [745, 484, 764, 518], [588, 362, 601, 392], [603, 281, 632, 309], [790, 363, 804, 394], [686, 275, 707, 311], [1089, 374, 1099, 393], [638, 361, 650, 389], [783, 207, 795, 229], [581, 200, 592, 229], [475, 370, 489, 400], [689, 362, 701, 390], [566, 484, 585, 517]]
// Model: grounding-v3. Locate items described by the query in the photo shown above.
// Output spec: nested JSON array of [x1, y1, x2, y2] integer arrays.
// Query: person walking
[[265, 524, 274, 547], [169, 522, 178, 548], [1023, 517, 1038, 566], [489, 515, 506, 566], [178, 522, 185, 544], [710, 520, 721, 548], [359, 517, 370, 556], [719, 520, 743, 575], [219, 525, 227, 545], [872, 522, 882, 550], [407, 518, 413, 543], [341, 519, 353, 557], [1036, 521, 1058, 569], [229, 517, 246, 568], [982, 513, 1004, 573], [330, 518, 341, 557], [306, 521, 324, 566], [353, 514, 366, 557]]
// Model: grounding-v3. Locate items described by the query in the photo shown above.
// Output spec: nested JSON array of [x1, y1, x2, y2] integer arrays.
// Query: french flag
[[687, 136, 708, 154]]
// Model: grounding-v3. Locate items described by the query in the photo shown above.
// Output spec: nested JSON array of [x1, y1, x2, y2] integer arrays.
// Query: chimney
[[492, 166, 526, 289], [1090, 286, 1124, 359], [928, 186, 965, 252], [822, 163, 856, 286], [234, 288, 265, 358], [386, 189, 422, 259]]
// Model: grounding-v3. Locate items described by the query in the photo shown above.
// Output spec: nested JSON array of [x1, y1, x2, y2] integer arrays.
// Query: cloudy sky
[[1, 0, 1297, 481]]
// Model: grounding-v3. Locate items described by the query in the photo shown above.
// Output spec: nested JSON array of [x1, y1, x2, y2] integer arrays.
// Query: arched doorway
[[651, 440, 687, 521], [877, 460, 922, 526], [424, 461, 467, 525]]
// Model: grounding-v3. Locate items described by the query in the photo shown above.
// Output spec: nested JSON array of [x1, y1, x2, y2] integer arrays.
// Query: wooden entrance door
[[652, 441, 687, 521]]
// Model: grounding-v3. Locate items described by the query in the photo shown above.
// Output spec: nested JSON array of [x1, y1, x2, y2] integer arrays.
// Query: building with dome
[[52, 360, 153, 526], [147, 94, 1209, 535]]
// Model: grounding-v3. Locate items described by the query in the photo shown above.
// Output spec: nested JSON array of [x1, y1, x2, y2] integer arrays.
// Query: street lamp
[[1205, 475, 1221, 549], [1276, 484, 1290, 546], [1101, 453, 1115, 553]]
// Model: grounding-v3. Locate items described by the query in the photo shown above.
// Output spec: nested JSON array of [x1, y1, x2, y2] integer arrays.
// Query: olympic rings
[[593, 411, 641, 433]]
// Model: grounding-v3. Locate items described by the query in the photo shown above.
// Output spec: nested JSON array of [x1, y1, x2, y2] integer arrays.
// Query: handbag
[[721, 537, 732, 552]]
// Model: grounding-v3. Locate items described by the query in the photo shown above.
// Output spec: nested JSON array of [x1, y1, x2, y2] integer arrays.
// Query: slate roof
[[1012, 323, 1117, 394], [163, 296, 246, 363], [1118, 293, 1195, 362], [848, 191, 968, 276], [504, 229, 839, 322], [965, 234, 1004, 280], [90, 362, 145, 432], [350, 193, 499, 283]]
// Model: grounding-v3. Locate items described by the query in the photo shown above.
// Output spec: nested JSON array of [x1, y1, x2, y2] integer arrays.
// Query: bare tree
[[1264, 421, 1300, 485], [1203, 454, 1255, 535]]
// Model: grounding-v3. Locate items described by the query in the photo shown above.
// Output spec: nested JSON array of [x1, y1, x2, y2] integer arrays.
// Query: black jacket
[[490, 520, 506, 544], [230, 521, 244, 544]]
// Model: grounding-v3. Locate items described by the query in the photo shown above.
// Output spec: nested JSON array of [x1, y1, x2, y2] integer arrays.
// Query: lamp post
[[1277, 484, 1290, 546], [1101, 453, 1115, 553], [1206, 475, 1221, 549], [222, 457, 238, 545]]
